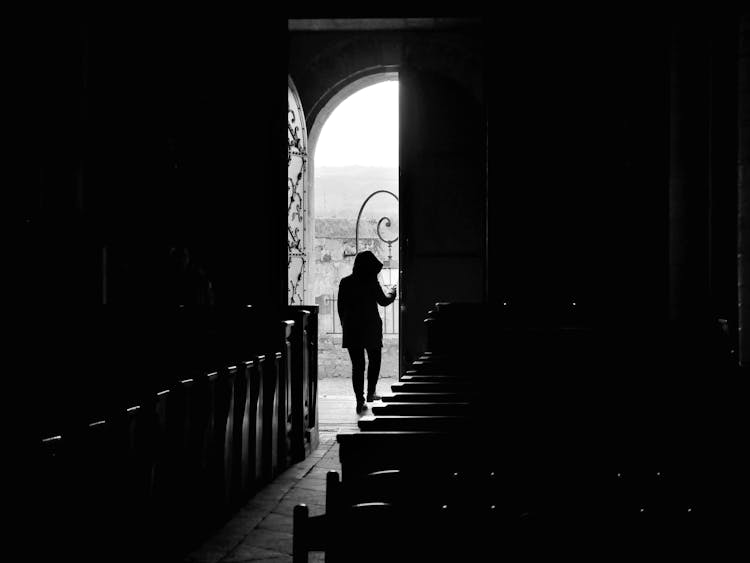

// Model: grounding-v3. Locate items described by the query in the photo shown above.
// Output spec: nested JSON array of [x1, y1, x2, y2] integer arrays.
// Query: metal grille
[[288, 80, 307, 305]]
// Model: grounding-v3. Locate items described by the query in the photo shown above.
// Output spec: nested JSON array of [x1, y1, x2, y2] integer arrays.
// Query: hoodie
[[337, 251, 396, 348]]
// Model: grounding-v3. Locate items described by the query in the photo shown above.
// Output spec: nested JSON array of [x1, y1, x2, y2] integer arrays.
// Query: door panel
[[288, 76, 308, 305], [399, 68, 487, 368]]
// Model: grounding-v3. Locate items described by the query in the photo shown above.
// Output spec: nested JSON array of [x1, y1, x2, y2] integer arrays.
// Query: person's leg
[[365, 347, 382, 401], [347, 347, 366, 410]]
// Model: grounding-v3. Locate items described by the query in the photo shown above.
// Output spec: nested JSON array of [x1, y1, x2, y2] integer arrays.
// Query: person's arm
[[375, 280, 397, 307]]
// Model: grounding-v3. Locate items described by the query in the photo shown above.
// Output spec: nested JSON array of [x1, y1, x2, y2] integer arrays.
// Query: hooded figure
[[337, 251, 397, 412]]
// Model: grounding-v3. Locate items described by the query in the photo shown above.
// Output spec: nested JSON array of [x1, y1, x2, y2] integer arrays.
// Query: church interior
[[15, 7, 749, 561]]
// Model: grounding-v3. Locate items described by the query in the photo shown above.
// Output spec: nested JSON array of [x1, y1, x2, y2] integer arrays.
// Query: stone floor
[[183, 376, 395, 563]]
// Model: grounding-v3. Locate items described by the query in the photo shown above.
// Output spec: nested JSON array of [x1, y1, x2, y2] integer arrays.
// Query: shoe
[[367, 394, 381, 402], [356, 402, 368, 414]]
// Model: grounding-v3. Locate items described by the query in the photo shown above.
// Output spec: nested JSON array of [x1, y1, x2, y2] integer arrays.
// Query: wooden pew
[[359, 376, 476, 430], [389, 381, 476, 393], [400, 374, 467, 382], [184, 370, 221, 530], [380, 391, 478, 403], [143, 387, 178, 555], [36, 435, 74, 559], [37, 421, 129, 562], [167, 377, 204, 542], [286, 305, 320, 462], [371, 401, 472, 416], [231, 357, 265, 504], [210, 306, 297, 480], [337, 431, 484, 481], [335, 431, 715, 556], [294, 502, 419, 563], [322, 468, 506, 538], [421, 302, 495, 361], [362, 350, 479, 428], [69, 402, 151, 561], [304, 306, 320, 454], [251, 355, 266, 488], [263, 351, 281, 481], [231, 359, 254, 504], [227, 307, 295, 476], [209, 366, 238, 519], [32, 303, 320, 561], [358, 414, 472, 431], [112, 403, 154, 550], [294, 469, 502, 562], [332, 302, 732, 560], [277, 320, 295, 470], [285, 307, 309, 463], [293, 502, 498, 562]]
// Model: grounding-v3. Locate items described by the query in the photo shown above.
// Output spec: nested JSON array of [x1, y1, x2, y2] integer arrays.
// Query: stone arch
[[308, 70, 399, 163], [295, 32, 482, 230], [291, 31, 482, 132]]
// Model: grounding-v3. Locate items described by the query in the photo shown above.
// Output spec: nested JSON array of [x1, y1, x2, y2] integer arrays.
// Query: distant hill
[[315, 217, 400, 239], [314, 165, 399, 218]]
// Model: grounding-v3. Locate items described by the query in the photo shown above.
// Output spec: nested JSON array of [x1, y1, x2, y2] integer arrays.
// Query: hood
[[352, 250, 383, 277]]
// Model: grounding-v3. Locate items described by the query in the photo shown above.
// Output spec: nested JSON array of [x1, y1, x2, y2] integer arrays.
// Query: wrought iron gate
[[287, 77, 308, 305]]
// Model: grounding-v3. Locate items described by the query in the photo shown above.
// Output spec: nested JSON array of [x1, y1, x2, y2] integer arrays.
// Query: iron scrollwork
[[344, 190, 400, 258], [288, 82, 307, 305]]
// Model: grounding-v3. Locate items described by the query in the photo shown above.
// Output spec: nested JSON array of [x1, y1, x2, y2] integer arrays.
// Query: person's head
[[352, 250, 383, 278]]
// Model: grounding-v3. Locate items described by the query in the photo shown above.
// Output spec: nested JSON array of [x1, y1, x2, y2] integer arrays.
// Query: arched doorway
[[309, 74, 400, 381]]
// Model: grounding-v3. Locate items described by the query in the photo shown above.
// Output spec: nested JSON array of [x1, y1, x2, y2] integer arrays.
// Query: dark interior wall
[[664, 9, 740, 363], [709, 13, 740, 328], [288, 27, 484, 126], [739, 11, 750, 365], [288, 30, 403, 127], [667, 11, 741, 332], [488, 9, 740, 339], [19, 11, 289, 311], [488, 13, 672, 324], [399, 66, 486, 361]]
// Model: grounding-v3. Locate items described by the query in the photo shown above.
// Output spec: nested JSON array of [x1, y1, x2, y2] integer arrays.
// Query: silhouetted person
[[338, 251, 397, 413]]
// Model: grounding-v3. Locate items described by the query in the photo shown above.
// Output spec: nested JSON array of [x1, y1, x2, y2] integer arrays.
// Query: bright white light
[[315, 81, 399, 167]]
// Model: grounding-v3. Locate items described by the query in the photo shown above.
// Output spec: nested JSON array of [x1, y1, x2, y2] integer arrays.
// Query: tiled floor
[[183, 377, 395, 563]]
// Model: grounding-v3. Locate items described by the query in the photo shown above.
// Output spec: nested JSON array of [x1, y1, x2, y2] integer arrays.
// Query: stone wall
[[318, 332, 399, 379]]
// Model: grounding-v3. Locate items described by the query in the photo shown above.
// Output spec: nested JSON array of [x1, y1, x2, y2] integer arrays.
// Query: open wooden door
[[399, 67, 487, 371], [288, 76, 310, 305]]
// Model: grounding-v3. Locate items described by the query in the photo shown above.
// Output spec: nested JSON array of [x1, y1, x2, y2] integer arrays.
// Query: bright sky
[[314, 81, 399, 167]]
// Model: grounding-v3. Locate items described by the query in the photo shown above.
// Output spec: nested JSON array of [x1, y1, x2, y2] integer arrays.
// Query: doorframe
[[305, 70, 401, 374]]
